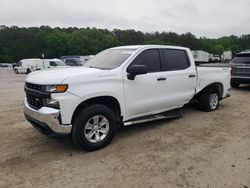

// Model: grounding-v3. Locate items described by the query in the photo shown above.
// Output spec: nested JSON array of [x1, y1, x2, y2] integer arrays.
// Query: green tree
[[0, 25, 250, 63], [212, 44, 224, 55]]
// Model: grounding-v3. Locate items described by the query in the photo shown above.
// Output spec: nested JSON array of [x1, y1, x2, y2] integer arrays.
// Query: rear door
[[159, 49, 196, 107]]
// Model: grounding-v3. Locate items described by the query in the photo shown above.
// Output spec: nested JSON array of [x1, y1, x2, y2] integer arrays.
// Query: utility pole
[[41, 54, 45, 69]]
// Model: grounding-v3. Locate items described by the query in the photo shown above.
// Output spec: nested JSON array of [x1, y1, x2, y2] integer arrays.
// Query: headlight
[[45, 84, 68, 93]]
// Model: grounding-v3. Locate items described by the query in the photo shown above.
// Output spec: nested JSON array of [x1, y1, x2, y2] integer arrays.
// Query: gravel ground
[[0, 68, 249, 188]]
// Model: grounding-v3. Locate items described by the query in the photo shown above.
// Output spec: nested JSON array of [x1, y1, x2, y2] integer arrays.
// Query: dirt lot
[[0, 68, 249, 188]]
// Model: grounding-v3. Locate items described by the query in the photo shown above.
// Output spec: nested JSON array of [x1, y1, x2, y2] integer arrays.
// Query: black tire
[[72, 104, 117, 151], [14, 69, 19, 74], [230, 81, 240, 88], [198, 87, 219, 112], [27, 68, 31, 74]]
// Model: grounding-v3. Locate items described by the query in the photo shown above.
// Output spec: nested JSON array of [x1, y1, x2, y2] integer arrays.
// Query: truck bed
[[196, 63, 230, 67], [196, 65, 231, 98]]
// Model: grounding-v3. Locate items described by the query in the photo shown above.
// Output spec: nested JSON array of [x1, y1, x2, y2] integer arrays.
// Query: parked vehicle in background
[[12, 63, 18, 70], [64, 58, 85, 66], [230, 50, 250, 88], [14, 59, 40, 74], [0, 63, 12, 67], [23, 45, 231, 151], [212, 55, 221, 62], [191, 50, 209, 63], [60, 55, 81, 61], [80, 55, 94, 63], [61, 55, 94, 64], [222, 51, 232, 63], [14, 58, 67, 74]]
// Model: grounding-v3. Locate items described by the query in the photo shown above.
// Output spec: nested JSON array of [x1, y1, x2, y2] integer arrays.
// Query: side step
[[123, 108, 183, 126]]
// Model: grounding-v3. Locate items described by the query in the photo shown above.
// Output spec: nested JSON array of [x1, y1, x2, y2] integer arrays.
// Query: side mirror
[[127, 65, 147, 80]]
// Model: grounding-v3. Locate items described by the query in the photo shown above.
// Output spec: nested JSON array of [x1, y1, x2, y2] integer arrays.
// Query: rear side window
[[161, 49, 190, 71], [130, 49, 161, 73]]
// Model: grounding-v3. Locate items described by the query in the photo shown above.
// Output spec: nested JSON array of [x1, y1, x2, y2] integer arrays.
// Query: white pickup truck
[[24, 45, 231, 151]]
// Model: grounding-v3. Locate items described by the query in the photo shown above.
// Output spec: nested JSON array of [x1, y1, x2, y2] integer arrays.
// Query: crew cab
[[230, 51, 250, 88], [23, 45, 231, 151]]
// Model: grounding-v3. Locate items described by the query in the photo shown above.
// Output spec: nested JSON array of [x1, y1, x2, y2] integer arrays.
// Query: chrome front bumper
[[24, 99, 72, 134]]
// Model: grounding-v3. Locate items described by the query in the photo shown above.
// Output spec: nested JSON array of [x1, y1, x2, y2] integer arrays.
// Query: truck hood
[[25, 67, 102, 84]]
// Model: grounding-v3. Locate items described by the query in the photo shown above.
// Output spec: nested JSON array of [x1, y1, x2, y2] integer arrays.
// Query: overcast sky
[[0, 0, 249, 38]]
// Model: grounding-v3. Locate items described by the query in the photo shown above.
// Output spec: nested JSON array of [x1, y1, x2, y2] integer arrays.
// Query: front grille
[[25, 82, 42, 91], [25, 82, 50, 110], [235, 68, 250, 74], [26, 94, 44, 110]]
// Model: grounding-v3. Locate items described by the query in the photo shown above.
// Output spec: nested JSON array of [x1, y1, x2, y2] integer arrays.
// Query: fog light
[[44, 98, 59, 108]]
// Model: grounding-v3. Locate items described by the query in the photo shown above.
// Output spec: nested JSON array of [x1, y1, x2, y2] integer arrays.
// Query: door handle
[[157, 77, 166, 81], [188, 74, 196, 78]]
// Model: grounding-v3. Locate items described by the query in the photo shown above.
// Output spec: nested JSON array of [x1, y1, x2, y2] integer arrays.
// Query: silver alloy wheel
[[209, 93, 219, 110], [84, 115, 110, 143]]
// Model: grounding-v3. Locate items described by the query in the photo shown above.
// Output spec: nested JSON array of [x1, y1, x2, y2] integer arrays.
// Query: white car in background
[[14, 58, 67, 74]]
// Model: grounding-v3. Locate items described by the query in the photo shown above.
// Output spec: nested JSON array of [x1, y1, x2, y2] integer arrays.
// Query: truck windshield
[[83, 49, 135, 70], [231, 54, 250, 64]]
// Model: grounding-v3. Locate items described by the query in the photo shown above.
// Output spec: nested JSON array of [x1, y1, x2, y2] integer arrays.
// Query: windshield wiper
[[86, 66, 102, 69], [86, 66, 110, 70]]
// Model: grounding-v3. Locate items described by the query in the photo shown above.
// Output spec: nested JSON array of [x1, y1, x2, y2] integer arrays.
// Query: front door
[[123, 49, 170, 120]]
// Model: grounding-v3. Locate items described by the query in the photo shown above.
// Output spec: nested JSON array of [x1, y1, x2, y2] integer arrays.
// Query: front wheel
[[14, 69, 19, 74], [198, 88, 219, 112], [72, 104, 117, 151]]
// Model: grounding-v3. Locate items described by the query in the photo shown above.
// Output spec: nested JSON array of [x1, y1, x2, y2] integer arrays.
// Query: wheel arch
[[71, 96, 122, 125], [195, 82, 224, 100]]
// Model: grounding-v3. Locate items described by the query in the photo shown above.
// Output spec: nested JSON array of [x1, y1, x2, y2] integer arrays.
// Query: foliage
[[0, 25, 250, 63]]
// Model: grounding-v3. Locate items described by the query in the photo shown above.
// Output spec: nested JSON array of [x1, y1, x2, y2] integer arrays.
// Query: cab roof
[[112, 45, 189, 51]]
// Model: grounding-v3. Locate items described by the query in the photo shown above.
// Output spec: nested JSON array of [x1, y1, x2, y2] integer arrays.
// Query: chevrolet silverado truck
[[24, 45, 231, 151]]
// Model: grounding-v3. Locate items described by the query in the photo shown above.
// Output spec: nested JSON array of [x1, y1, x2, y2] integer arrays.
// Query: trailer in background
[[191, 50, 209, 63], [222, 51, 232, 63], [209, 54, 213, 62]]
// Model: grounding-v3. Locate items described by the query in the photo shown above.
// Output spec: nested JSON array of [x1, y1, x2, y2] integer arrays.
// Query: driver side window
[[129, 49, 161, 73]]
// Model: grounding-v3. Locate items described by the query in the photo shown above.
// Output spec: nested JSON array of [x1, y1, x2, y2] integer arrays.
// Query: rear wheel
[[230, 81, 240, 88], [14, 69, 19, 74], [72, 104, 117, 151], [198, 88, 219, 112]]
